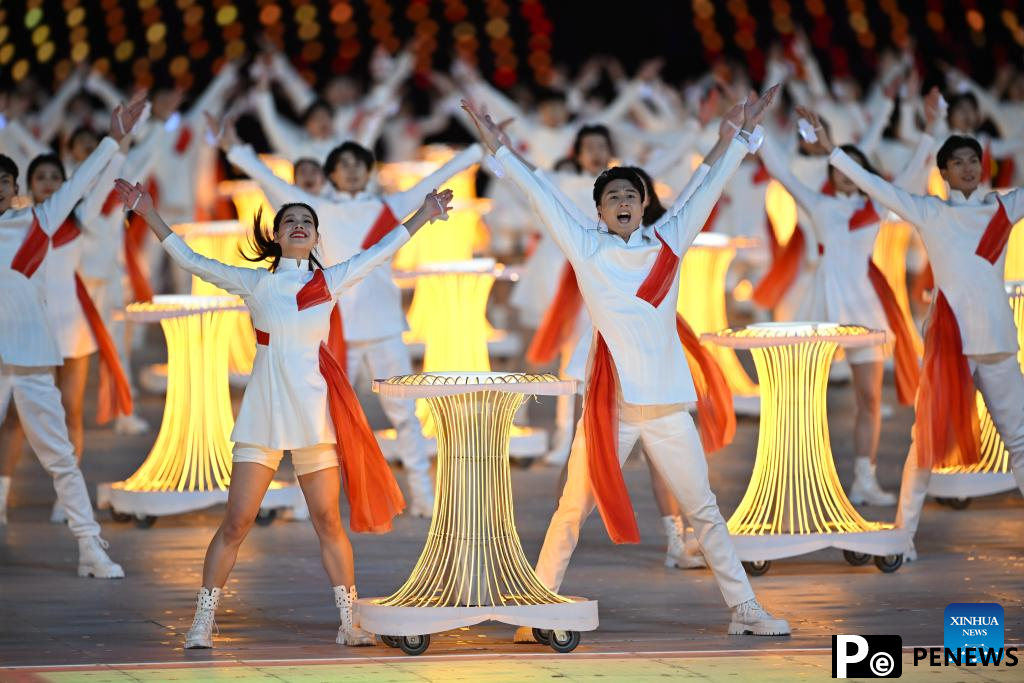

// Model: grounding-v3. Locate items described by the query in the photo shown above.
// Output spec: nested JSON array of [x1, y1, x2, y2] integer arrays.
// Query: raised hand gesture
[[423, 188, 454, 223], [460, 99, 504, 155], [113, 178, 155, 215], [923, 86, 942, 134], [204, 111, 239, 152], [795, 106, 833, 152], [718, 102, 744, 140], [109, 91, 148, 142], [741, 84, 779, 132]]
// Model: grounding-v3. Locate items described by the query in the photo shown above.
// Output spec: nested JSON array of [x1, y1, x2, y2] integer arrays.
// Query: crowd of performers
[[1, 32, 1023, 649]]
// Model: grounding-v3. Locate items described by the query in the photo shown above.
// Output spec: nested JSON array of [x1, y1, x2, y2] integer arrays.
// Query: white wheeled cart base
[[356, 597, 598, 655], [96, 482, 301, 528], [927, 472, 1018, 510], [730, 529, 909, 575]]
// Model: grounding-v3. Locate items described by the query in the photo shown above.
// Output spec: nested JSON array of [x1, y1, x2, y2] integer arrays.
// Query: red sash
[[10, 213, 49, 278], [174, 125, 193, 155], [867, 261, 919, 404], [75, 273, 133, 423], [525, 262, 583, 366], [752, 225, 806, 309], [914, 198, 1013, 468], [700, 198, 724, 233], [124, 178, 159, 303], [584, 231, 735, 544], [324, 204, 401, 373]]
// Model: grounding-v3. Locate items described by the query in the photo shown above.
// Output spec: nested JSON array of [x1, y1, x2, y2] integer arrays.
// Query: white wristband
[[737, 125, 765, 154], [798, 118, 818, 144]]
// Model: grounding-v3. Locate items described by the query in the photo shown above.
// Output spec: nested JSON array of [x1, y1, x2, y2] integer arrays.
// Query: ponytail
[[241, 203, 324, 272]]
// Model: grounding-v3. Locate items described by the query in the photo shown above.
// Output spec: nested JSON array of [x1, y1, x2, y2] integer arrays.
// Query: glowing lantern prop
[[703, 323, 907, 573], [677, 233, 759, 414], [176, 220, 261, 378], [96, 296, 296, 522], [356, 372, 597, 655], [929, 282, 1024, 500]]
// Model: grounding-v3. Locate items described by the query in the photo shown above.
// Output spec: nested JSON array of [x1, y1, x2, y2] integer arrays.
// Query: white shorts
[[232, 442, 338, 476]]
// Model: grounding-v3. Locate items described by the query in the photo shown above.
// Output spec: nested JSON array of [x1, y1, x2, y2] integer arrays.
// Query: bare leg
[[850, 361, 883, 463], [55, 356, 91, 463], [201, 462, 276, 588], [298, 466, 355, 587]]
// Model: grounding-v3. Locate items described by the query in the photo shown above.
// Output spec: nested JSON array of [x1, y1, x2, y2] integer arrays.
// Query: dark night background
[[0, 1, 1022, 96]]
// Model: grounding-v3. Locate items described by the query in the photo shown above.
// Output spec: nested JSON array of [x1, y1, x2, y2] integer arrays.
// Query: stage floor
[[0, 346, 1021, 679]]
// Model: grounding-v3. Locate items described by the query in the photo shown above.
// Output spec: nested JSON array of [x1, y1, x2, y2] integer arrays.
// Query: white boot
[[114, 413, 150, 436], [184, 587, 222, 649], [334, 585, 374, 646], [406, 470, 435, 518], [903, 542, 918, 563], [728, 598, 791, 636], [663, 516, 706, 569], [77, 536, 125, 578], [849, 457, 897, 506], [0, 476, 10, 526], [50, 499, 68, 524]]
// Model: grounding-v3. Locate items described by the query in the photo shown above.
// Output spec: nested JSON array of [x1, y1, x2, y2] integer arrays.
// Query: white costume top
[[0, 137, 119, 367], [831, 147, 1024, 356], [761, 134, 934, 338], [227, 143, 482, 342], [496, 137, 747, 406], [161, 226, 410, 449], [41, 153, 123, 358]]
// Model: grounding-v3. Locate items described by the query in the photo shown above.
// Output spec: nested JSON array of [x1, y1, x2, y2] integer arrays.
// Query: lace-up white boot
[[0, 476, 10, 526], [77, 536, 125, 578], [334, 585, 374, 645], [663, 515, 706, 569], [728, 598, 791, 636], [184, 587, 222, 649], [849, 457, 897, 506]]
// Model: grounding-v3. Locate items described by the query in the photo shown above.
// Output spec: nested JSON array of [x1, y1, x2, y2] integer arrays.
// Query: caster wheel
[[742, 560, 771, 576], [947, 497, 971, 510], [380, 635, 400, 648], [549, 630, 580, 653], [133, 514, 157, 529], [874, 554, 903, 573], [255, 508, 277, 526], [934, 497, 949, 506], [110, 510, 131, 523], [398, 634, 430, 656], [843, 550, 872, 566], [532, 628, 551, 645]]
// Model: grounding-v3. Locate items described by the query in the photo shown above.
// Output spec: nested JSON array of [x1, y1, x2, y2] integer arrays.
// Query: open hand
[[795, 106, 833, 151], [742, 84, 779, 131], [718, 102, 743, 139], [109, 91, 149, 142], [423, 188, 454, 222], [113, 178, 154, 215], [460, 99, 504, 154], [204, 111, 239, 151]]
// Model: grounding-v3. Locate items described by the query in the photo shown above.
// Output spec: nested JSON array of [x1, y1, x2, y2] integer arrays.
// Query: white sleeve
[[495, 146, 593, 264], [253, 90, 303, 157], [324, 224, 410, 295], [383, 144, 484, 219], [829, 146, 939, 227], [758, 134, 824, 217], [35, 137, 119, 234], [653, 163, 710, 229], [161, 233, 261, 297], [4, 119, 52, 159], [856, 95, 894, 157], [270, 54, 317, 113], [663, 137, 747, 253], [34, 75, 82, 144], [185, 62, 239, 126], [226, 144, 323, 210], [999, 188, 1024, 224], [892, 133, 935, 193], [77, 153, 125, 225]]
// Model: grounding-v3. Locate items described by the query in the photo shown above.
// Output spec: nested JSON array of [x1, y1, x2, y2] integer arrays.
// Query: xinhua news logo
[[832, 635, 902, 678], [944, 603, 1004, 664]]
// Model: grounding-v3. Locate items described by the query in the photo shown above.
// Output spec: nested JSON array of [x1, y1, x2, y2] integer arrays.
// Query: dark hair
[[936, 135, 983, 169], [592, 166, 646, 207], [300, 98, 333, 126], [0, 154, 20, 182], [946, 92, 979, 117], [324, 141, 375, 177], [553, 157, 581, 174], [293, 157, 323, 175], [27, 154, 67, 183], [535, 86, 566, 106], [573, 124, 614, 158], [624, 166, 666, 224], [68, 125, 99, 148], [242, 203, 324, 272]]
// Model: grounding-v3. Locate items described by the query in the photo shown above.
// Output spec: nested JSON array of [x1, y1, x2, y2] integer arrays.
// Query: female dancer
[[113, 178, 453, 648], [756, 97, 937, 505]]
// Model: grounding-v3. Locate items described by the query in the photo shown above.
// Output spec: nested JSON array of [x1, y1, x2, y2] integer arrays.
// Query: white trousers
[[346, 335, 430, 478], [896, 354, 1024, 539], [535, 401, 755, 608], [0, 363, 101, 537]]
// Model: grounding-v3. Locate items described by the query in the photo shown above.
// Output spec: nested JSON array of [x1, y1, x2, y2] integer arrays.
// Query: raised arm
[[253, 89, 304, 158], [225, 139, 323, 210], [35, 70, 85, 143], [758, 133, 822, 216], [185, 62, 238, 126], [384, 143, 483, 218], [855, 91, 895, 157], [365, 49, 414, 111], [113, 178, 260, 296], [325, 188, 452, 294], [268, 52, 317, 113], [84, 71, 127, 113], [3, 118, 52, 159], [77, 152, 125, 225]]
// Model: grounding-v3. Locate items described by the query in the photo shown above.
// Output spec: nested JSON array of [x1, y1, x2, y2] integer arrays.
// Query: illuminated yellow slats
[[935, 286, 1024, 475], [728, 336, 883, 536], [677, 243, 758, 398], [123, 309, 235, 492], [765, 179, 797, 246], [379, 388, 570, 608], [872, 220, 924, 357], [1006, 222, 1024, 282]]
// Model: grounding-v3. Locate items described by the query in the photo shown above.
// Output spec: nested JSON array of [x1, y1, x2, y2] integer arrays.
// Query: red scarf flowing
[[291, 269, 405, 532], [583, 231, 735, 544], [914, 199, 1013, 468], [325, 204, 401, 373], [525, 262, 583, 366]]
